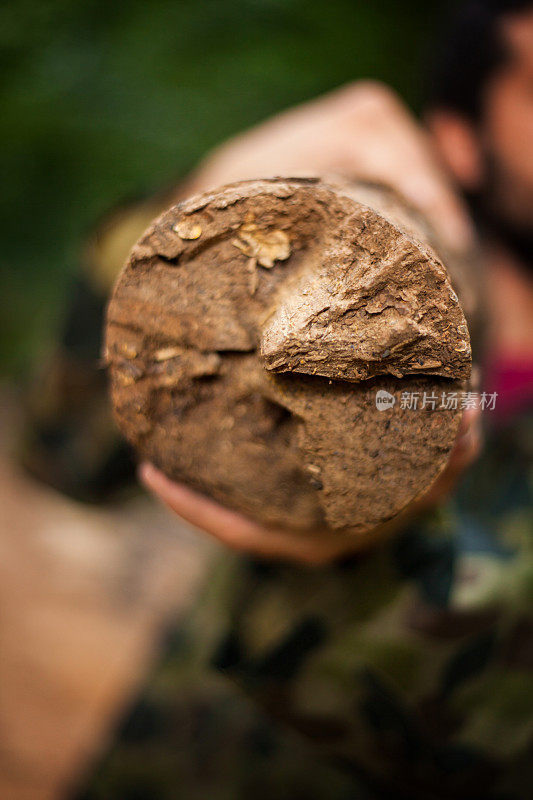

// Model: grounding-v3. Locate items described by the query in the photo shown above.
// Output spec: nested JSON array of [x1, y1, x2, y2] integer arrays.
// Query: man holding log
[[24, 2, 533, 798]]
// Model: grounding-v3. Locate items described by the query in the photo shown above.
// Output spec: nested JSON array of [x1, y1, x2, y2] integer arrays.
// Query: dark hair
[[427, 0, 533, 119]]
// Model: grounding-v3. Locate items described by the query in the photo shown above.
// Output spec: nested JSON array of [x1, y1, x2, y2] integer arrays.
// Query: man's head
[[426, 1, 533, 265]]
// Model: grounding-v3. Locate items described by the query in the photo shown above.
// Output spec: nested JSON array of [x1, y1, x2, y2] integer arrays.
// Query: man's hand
[[139, 407, 481, 566], [188, 81, 474, 252]]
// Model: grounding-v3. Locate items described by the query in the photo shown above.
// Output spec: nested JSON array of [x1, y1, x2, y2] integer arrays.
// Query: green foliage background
[[1, 0, 448, 374]]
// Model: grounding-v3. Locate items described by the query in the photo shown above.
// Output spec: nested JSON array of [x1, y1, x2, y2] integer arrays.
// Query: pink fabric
[[484, 354, 533, 422]]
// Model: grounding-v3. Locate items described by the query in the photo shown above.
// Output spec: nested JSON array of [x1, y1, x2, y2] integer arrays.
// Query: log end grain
[[105, 178, 471, 541]]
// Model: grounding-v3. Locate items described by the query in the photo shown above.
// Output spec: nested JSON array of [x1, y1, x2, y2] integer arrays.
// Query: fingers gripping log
[[105, 177, 474, 541]]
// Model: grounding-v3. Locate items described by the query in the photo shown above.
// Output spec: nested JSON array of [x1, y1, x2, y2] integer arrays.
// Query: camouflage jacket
[[77, 402, 533, 800]]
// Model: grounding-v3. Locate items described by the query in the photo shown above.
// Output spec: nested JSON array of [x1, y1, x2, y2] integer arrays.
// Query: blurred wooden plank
[[0, 396, 213, 800]]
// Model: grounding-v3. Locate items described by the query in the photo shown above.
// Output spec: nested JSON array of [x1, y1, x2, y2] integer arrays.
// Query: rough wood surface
[[105, 178, 472, 539]]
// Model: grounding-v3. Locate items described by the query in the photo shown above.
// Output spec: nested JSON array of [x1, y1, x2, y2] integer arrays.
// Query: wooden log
[[105, 177, 474, 541]]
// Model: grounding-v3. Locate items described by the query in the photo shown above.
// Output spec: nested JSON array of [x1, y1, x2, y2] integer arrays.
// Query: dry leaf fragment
[[246, 256, 258, 295], [173, 220, 203, 240], [411, 358, 443, 369], [117, 341, 139, 359], [454, 341, 469, 352], [233, 223, 291, 268], [150, 351, 220, 388], [154, 346, 184, 362], [306, 463, 321, 476]]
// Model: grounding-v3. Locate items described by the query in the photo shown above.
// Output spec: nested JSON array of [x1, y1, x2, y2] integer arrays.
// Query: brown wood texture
[[106, 178, 473, 541]]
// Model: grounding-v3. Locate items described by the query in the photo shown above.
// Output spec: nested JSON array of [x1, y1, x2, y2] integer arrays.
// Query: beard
[[464, 149, 533, 274]]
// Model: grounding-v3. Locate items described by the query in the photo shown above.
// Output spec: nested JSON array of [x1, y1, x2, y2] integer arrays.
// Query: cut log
[[105, 178, 474, 540]]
